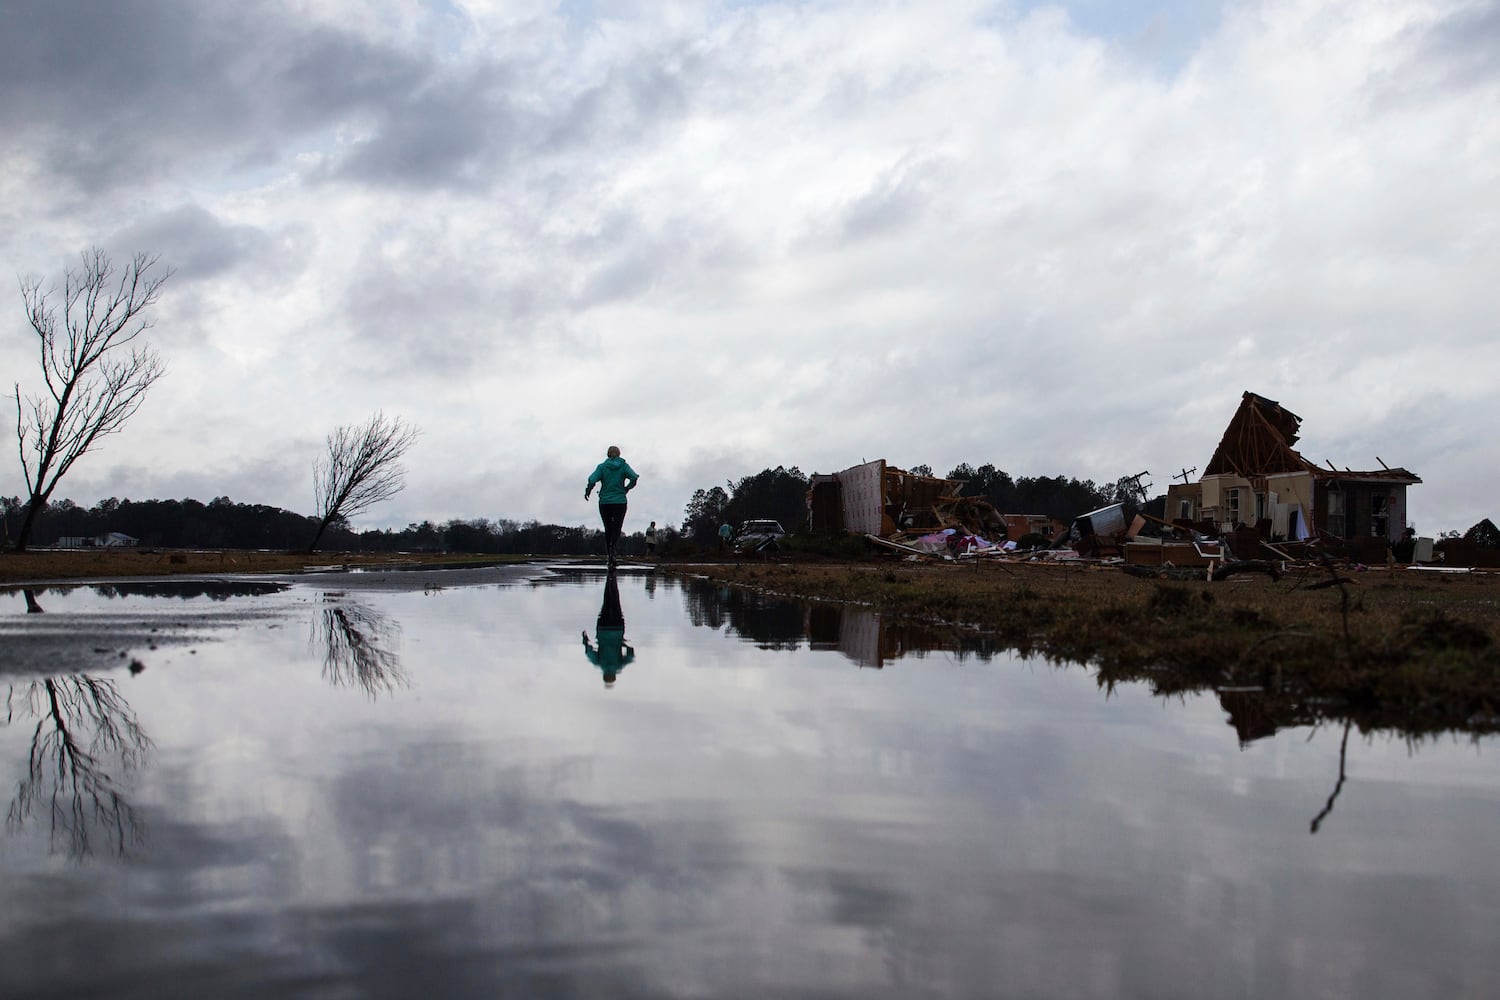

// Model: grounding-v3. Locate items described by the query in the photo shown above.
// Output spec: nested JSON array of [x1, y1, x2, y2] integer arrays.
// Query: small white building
[[54, 532, 139, 548]]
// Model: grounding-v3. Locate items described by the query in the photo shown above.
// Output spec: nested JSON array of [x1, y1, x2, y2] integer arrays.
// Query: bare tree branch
[[11, 248, 171, 551], [309, 411, 419, 552]]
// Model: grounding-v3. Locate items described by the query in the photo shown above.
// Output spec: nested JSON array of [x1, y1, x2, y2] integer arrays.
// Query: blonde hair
[[607, 445, 621, 458]]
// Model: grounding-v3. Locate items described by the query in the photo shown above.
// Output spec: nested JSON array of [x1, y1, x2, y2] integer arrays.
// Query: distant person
[[585, 445, 639, 567], [582, 568, 634, 688], [718, 522, 733, 556], [645, 521, 658, 558]]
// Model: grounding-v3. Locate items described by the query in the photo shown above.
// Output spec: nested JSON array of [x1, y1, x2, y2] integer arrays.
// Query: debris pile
[[809, 460, 1022, 560]]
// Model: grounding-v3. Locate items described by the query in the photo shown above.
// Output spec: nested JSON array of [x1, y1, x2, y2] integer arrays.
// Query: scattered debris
[[812, 461, 1015, 558], [808, 398, 1490, 583]]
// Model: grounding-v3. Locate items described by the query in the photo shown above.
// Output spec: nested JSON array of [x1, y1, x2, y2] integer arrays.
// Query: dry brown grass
[[690, 559, 1500, 631]]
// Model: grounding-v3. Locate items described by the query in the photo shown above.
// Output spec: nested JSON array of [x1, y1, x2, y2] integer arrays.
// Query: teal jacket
[[583, 627, 634, 676], [587, 456, 639, 504]]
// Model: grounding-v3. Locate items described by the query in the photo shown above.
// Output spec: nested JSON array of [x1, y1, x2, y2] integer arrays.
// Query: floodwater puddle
[[2, 566, 1497, 997]]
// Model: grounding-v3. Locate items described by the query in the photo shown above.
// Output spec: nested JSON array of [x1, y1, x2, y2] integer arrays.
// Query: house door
[[1326, 488, 1346, 538]]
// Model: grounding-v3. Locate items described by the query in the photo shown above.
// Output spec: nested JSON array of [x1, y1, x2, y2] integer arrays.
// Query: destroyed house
[[1165, 391, 1420, 544], [809, 460, 1009, 540]]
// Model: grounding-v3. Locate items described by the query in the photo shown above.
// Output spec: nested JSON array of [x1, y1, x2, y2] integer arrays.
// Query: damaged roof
[[1203, 391, 1420, 484]]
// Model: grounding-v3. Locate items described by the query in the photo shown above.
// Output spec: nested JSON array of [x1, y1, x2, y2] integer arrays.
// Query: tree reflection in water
[[90, 580, 288, 601], [315, 597, 408, 697], [674, 575, 1001, 665], [4, 674, 153, 859], [678, 576, 819, 649], [1309, 719, 1353, 834], [687, 575, 1490, 833], [15, 581, 289, 602], [1113, 656, 1500, 836]]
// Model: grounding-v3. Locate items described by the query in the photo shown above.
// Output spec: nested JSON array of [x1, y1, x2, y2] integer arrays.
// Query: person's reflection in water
[[582, 568, 634, 688]]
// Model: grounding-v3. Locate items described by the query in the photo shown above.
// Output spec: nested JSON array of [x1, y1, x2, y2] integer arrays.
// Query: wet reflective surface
[[3, 567, 1499, 998]]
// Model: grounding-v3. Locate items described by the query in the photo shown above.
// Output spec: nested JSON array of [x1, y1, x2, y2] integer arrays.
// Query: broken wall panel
[[835, 460, 890, 537]]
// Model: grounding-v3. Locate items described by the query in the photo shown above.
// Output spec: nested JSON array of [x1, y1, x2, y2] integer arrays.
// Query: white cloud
[[1, 0, 1495, 533]]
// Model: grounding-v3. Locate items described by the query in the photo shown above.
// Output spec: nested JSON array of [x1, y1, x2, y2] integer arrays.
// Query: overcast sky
[[3, 0, 1496, 535]]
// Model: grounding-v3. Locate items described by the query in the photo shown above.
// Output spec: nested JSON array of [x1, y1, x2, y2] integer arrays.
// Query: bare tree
[[11, 249, 170, 552], [309, 412, 419, 552]]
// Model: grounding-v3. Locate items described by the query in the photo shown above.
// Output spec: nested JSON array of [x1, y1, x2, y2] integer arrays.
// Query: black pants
[[598, 571, 623, 631], [599, 502, 627, 552]]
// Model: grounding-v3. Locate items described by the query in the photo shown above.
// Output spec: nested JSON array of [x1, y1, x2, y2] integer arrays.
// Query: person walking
[[645, 521, 658, 558], [585, 445, 639, 567]]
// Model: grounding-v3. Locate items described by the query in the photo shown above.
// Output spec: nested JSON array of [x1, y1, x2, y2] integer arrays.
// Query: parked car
[[735, 519, 786, 554]]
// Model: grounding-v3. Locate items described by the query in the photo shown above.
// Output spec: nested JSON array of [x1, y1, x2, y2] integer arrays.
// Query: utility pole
[[1123, 470, 1153, 505]]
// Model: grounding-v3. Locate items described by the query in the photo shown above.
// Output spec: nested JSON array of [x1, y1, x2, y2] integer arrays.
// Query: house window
[[1371, 495, 1389, 538], [1327, 488, 1345, 538], [1178, 498, 1194, 520], [1255, 492, 1267, 522], [1227, 488, 1241, 527]]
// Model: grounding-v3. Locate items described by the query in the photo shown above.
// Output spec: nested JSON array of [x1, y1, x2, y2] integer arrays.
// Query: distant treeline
[[936, 463, 1139, 519], [683, 467, 813, 546], [2, 496, 337, 550], [0, 496, 639, 556]]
